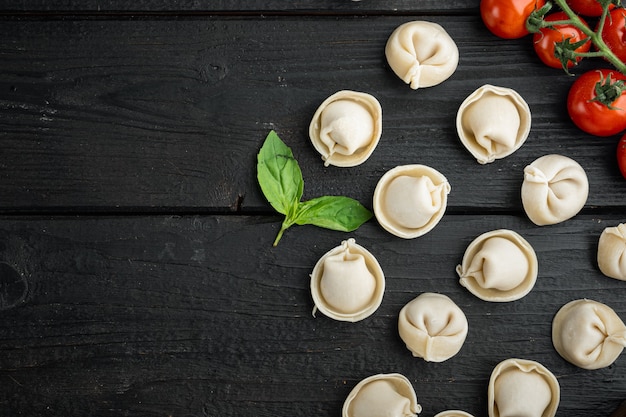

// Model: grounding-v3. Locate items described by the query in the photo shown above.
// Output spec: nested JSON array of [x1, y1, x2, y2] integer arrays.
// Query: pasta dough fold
[[597, 223, 626, 280], [310, 238, 385, 322], [552, 299, 626, 370], [456, 85, 531, 164], [456, 229, 537, 302], [521, 154, 588, 226], [343, 373, 422, 417], [398, 292, 468, 362], [385, 21, 459, 90], [309, 90, 382, 167], [488, 358, 560, 417], [373, 164, 450, 239]]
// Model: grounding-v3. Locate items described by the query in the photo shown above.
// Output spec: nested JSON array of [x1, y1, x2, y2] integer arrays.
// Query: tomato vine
[[527, 0, 626, 75]]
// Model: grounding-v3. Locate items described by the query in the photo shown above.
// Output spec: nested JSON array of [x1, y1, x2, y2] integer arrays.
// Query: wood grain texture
[[0, 16, 624, 212], [2, 2, 626, 417], [1, 214, 626, 416], [0, 1, 477, 14]]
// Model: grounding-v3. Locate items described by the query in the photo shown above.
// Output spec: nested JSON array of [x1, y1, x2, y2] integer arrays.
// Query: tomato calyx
[[590, 71, 626, 109], [554, 36, 592, 73], [526, 2, 553, 32]]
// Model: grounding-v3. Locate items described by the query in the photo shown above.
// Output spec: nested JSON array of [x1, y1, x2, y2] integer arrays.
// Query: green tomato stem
[[541, 18, 580, 26], [595, 0, 611, 35], [576, 50, 614, 58], [546, 0, 626, 75]]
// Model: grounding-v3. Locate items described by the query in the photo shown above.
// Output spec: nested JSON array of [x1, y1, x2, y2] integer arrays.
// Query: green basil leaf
[[256, 130, 371, 246], [294, 196, 373, 231], [256, 130, 304, 215]]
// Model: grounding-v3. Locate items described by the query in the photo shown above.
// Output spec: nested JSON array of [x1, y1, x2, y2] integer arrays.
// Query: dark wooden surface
[[1, 2, 626, 417], [0, 1, 477, 14]]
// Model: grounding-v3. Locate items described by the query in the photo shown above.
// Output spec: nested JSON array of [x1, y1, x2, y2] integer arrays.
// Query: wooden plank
[[1, 16, 624, 213], [0, 0, 477, 14], [0, 213, 625, 416]]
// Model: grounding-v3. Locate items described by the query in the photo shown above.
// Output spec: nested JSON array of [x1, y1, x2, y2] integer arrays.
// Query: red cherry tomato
[[567, 0, 615, 16], [567, 69, 626, 137], [600, 8, 626, 63], [481, 0, 546, 39], [533, 11, 591, 68], [617, 133, 626, 179]]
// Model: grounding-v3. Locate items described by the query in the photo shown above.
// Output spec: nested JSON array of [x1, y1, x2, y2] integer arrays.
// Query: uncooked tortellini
[[434, 412, 474, 417], [373, 164, 450, 238], [456, 229, 537, 302], [597, 223, 626, 280], [342, 373, 422, 417], [398, 292, 468, 362], [552, 299, 626, 370], [488, 358, 560, 417], [310, 238, 385, 322], [521, 154, 588, 226], [385, 21, 459, 90], [309, 90, 383, 167], [456, 84, 531, 164]]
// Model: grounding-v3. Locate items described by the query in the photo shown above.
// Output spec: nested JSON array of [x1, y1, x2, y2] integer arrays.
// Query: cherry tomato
[[533, 11, 591, 68], [600, 8, 626, 63], [617, 133, 626, 179], [481, 0, 546, 39], [567, 69, 626, 137], [567, 0, 615, 16]]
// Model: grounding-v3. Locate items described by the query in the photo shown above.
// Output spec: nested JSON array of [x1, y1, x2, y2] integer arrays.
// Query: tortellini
[[488, 358, 560, 417], [310, 238, 385, 322], [521, 154, 588, 226], [552, 299, 626, 370], [597, 223, 626, 280], [398, 292, 468, 362], [373, 164, 450, 238], [342, 373, 422, 417], [456, 229, 538, 302], [456, 84, 531, 164], [434, 412, 474, 417], [309, 90, 383, 167], [385, 21, 459, 90]]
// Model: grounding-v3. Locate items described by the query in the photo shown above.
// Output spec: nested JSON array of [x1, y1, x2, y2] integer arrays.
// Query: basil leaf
[[256, 130, 304, 215], [256, 130, 372, 246], [294, 196, 373, 231]]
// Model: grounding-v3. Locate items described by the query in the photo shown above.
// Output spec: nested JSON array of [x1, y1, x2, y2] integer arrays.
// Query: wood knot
[[199, 63, 228, 84]]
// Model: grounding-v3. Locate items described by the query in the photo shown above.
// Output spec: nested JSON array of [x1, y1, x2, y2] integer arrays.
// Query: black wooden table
[[1, 2, 626, 416]]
